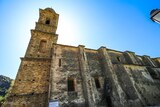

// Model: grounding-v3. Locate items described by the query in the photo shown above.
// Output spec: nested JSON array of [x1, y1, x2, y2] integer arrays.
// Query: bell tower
[[36, 8, 59, 34], [25, 8, 59, 58], [2, 8, 59, 107]]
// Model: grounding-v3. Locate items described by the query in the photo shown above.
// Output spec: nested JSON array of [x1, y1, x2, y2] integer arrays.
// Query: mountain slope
[[0, 75, 13, 105]]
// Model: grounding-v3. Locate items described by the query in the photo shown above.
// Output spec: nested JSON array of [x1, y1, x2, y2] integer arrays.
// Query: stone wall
[[85, 49, 105, 106], [124, 65, 160, 106], [49, 45, 160, 107], [25, 30, 57, 59], [50, 44, 85, 107], [2, 58, 51, 107], [108, 50, 127, 64]]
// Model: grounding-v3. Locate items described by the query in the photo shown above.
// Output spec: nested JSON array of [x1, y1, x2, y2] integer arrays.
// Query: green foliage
[[0, 96, 5, 102], [0, 75, 12, 96], [0, 75, 13, 104]]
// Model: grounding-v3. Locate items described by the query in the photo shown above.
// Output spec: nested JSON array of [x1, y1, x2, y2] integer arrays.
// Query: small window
[[39, 40, 47, 52], [45, 19, 50, 24], [68, 78, 75, 92], [83, 53, 86, 60], [59, 59, 61, 67], [117, 57, 121, 62], [31, 92, 34, 95], [94, 77, 101, 89]]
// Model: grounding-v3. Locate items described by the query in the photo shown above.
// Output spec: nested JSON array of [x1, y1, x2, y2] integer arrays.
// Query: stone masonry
[[2, 8, 160, 107]]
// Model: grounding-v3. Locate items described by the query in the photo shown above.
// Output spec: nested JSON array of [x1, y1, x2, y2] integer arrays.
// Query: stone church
[[2, 8, 160, 107]]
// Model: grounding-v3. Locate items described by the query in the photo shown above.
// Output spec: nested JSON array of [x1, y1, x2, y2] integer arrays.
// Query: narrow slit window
[[94, 77, 101, 89], [45, 19, 50, 24], [68, 78, 75, 92], [39, 40, 47, 52], [83, 53, 86, 60], [59, 59, 61, 67]]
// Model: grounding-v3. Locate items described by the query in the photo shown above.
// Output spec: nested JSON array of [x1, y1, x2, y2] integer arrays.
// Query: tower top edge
[[40, 8, 58, 14]]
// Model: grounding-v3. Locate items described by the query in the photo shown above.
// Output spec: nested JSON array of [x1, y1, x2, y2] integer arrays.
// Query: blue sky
[[0, 0, 160, 79]]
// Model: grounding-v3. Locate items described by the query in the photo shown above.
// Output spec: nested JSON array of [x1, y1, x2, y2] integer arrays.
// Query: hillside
[[0, 75, 13, 105]]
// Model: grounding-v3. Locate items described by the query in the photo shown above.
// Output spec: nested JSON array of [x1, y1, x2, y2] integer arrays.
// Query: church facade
[[2, 8, 160, 107]]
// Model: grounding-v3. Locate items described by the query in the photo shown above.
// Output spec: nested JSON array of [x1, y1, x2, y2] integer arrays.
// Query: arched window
[[45, 19, 50, 25], [39, 40, 47, 52]]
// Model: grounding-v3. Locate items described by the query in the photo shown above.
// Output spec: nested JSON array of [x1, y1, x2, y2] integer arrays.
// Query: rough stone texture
[[50, 44, 85, 107], [3, 8, 160, 107], [2, 58, 51, 107], [2, 8, 58, 107]]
